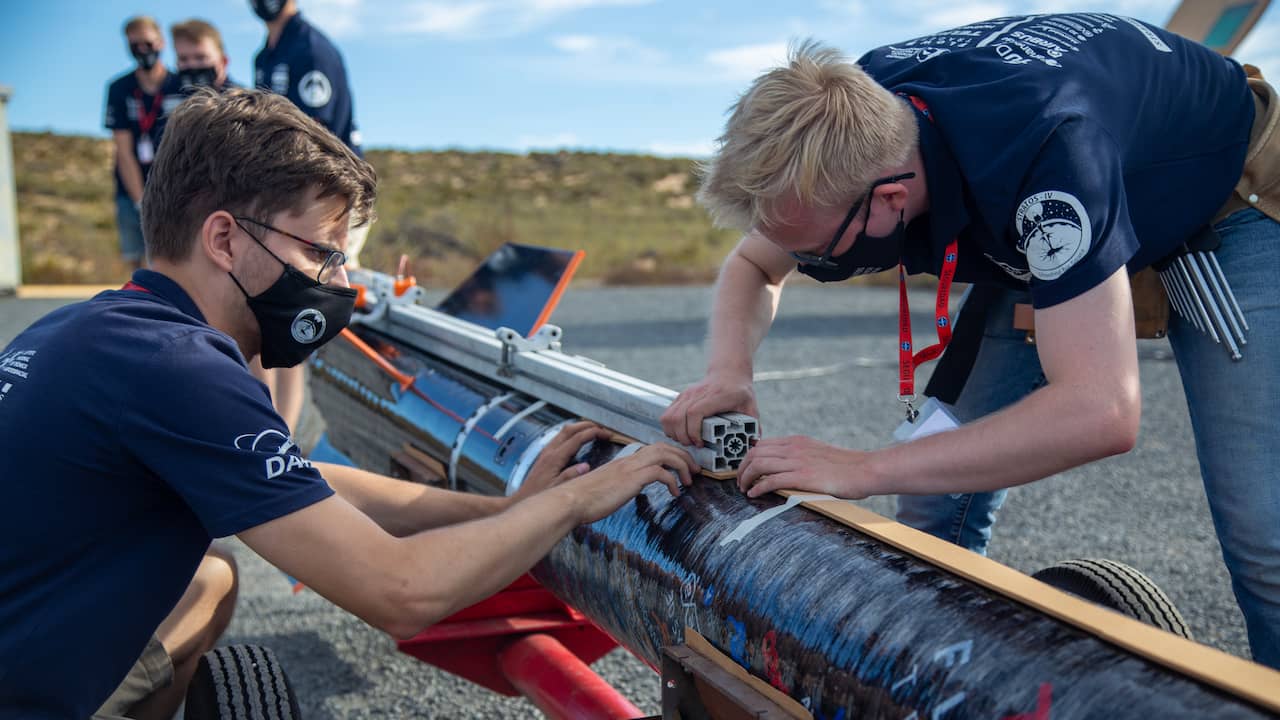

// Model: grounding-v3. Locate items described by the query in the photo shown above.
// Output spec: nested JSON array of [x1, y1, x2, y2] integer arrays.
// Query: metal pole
[[0, 85, 20, 295], [498, 634, 644, 720]]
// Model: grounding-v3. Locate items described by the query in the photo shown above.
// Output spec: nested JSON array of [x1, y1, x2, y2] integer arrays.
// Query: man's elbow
[[371, 576, 456, 641], [1092, 382, 1141, 457]]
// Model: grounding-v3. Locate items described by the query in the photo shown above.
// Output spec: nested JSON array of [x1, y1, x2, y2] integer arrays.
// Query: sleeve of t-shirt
[[289, 46, 347, 133], [104, 79, 128, 131], [117, 329, 334, 538], [1009, 117, 1139, 309]]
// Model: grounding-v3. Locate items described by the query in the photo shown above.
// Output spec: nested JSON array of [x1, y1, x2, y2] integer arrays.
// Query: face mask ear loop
[[228, 271, 253, 299]]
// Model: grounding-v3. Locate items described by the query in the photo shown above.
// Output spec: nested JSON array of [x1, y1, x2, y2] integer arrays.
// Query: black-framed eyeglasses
[[790, 172, 916, 269], [233, 216, 347, 283]]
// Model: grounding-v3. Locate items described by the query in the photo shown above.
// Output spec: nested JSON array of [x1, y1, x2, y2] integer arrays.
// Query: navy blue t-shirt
[[0, 270, 333, 718], [254, 13, 363, 155], [103, 69, 185, 198], [860, 13, 1254, 308]]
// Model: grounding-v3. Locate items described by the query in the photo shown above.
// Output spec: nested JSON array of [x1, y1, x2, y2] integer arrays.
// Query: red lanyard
[[133, 88, 164, 134], [896, 95, 956, 420], [897, 241, 958, 415]]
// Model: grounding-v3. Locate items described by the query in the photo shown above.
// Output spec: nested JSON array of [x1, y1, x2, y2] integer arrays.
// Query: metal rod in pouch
[[1206, 251, 1249, 331], [1183, 256, 1241, 359], [1192, 251, 1246, 349], [1164, 266, 1201, 333], [1158, 273, 1190, 329], [1174, 257, 1222, 344]]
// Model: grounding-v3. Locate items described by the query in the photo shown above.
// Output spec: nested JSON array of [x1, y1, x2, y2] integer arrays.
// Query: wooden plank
[[783, 491, 1280, 713], [1164, 0, 1272, 54], [682, 628, 812, 719]]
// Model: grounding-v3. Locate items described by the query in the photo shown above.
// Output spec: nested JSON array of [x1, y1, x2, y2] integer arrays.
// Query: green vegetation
[[13, 131, 741, 286]]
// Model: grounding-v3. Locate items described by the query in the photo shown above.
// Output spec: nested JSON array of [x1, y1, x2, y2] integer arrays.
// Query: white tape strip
[[719, 494, 838, 546]]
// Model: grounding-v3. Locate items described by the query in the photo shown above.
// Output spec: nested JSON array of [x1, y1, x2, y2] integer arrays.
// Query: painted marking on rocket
[[763, 629, 789, 693], [1001, 682, 1053, 720], [719, 494, 840, 546], [727, 616, 747, 665]]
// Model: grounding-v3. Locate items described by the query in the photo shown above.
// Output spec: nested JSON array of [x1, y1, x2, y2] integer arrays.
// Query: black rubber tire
[[184, 644, 302, 720], [1032, 558, 1192, 639]]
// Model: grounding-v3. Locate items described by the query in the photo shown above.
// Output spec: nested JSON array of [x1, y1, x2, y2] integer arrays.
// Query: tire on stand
[[1032, 558, 1193, 639]]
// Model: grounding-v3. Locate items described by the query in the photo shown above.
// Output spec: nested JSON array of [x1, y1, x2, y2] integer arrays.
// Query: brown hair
[[141, 88, 377, 262], [171, 19, 225, 54], [697, 39, 917, 230], [123, 15, 161, 36]]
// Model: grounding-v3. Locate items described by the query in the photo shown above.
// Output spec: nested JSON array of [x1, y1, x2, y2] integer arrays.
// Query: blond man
[[662, 19, 1280, 670], [171, 19, 238, 92]]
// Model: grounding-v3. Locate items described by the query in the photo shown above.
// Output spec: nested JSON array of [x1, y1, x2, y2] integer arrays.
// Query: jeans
[[896, 208, 1280, 669], [114, 193, 145, 262]]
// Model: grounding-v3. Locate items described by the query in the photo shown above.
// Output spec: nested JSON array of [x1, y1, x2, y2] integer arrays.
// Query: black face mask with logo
[[178, 66, 218, 91], [797, 213, 908, 283], [250, 0, 286, 22], [231, 246, 356, 369], [131, 43, 160, 71]]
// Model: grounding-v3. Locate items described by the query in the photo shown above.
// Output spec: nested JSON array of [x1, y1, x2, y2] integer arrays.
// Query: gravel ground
[[1, 283, 1246, 718]]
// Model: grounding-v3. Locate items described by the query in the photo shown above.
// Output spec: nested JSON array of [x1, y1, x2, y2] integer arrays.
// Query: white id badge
[[137, 135, 155, 164], [893, 396, 960, 443]]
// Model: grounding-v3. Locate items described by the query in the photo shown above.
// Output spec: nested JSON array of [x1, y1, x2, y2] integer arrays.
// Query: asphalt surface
[[0, 283, 1247, 718]]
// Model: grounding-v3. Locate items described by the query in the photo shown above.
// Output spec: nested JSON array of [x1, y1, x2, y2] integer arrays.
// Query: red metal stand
[[396, 574, 641, 719]]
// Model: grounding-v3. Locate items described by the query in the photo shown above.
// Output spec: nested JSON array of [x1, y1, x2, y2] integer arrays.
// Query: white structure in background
[[0, 85, 19, 295]]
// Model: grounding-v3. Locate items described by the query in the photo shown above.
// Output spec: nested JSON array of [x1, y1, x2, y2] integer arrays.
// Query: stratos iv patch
[[1015, 191, 1091, 280]]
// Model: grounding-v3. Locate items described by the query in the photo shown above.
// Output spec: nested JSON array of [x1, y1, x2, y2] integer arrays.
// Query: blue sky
[[1, 1, 1276, 155]]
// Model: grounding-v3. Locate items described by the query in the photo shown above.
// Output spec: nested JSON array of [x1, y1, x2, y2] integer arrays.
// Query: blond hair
[[171, 19, 225, 54], [123, 15, 161, 36], [697, 40, 917, 230]]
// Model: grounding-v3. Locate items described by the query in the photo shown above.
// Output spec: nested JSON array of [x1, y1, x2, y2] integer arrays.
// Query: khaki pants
[[91, 635, 173, 720]]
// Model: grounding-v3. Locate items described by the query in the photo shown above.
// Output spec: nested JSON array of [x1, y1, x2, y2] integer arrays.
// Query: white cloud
[[552, 34, 601, 53], [705, 42, 789, 82], [648, 140, 715, 158], [930, 3, 1013, 28], [397, 0, 654, 37], [305, 0, 366, 37]]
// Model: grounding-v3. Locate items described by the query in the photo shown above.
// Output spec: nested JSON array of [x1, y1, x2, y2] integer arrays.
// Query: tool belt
[[1015, 67, 1280, 343]]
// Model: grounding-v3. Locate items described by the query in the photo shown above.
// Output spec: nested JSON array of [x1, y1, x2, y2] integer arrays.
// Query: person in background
[[171, 19, 239, 93], [103, 15, 182, 272], [250, 0, 367, 432]]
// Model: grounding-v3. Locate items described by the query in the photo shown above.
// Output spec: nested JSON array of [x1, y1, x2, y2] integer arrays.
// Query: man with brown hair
[[171, 19, 238, 92], [0, 88, 696, 717], [103, 15, 182, 271]]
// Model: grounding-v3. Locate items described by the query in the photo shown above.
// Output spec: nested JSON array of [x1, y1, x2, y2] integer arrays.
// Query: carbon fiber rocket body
[[311, 324, 1277, 719]]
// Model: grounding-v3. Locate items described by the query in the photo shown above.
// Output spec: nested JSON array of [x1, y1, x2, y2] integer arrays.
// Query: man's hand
[[736, 435, 870, 499], [569, 444, 698, 524], [515, 421, 613, 502], [660, 373, 759, 447]]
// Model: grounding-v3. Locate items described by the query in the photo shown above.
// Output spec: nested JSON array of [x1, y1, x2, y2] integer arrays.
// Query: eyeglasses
[[790, 172, 916, 269], [233, 216, 347, 283]]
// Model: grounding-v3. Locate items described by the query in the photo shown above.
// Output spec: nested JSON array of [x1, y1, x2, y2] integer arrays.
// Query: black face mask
[[130, 43, 160, 71], [797, 213, 907, 283], [251, 0, 286, 22], [231, 247, 356, 369], [178, 66, 218, 91]]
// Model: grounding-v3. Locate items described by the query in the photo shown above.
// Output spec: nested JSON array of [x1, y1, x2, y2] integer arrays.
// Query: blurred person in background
[[104, 15, 182, 272], [250, 0, 368, 433], [171, 19, 239, 93]]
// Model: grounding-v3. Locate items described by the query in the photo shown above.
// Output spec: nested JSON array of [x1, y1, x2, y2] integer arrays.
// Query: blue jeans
[[114, 193, 145, 262], [896, 209, 1280, 669]]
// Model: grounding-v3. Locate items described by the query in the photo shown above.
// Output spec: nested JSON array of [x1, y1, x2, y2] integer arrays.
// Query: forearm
[[706, 251, 784, 378], [115, 149, 145, 203], [388, 484, 582, 635], [866, 380, 1137, 496], [315, 461, 507, 536]]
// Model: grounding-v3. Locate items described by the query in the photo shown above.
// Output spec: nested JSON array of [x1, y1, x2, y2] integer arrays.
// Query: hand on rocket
[[570, 444, 698, 524], [660, 372, 760, 447], [737, 435, 867, 499], [516, 421, 614, 501]]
